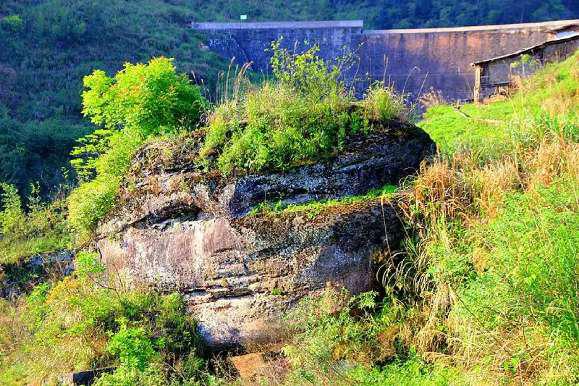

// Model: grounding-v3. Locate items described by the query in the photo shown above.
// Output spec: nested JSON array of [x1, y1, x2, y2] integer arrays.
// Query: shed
[[472, 33, 578, 102]]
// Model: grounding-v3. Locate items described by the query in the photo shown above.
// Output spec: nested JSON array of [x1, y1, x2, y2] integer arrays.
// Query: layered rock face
[[97, 123, 434, 350]]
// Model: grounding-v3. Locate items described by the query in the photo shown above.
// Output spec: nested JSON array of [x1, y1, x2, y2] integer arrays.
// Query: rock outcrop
[[97, 123, 435, 350]]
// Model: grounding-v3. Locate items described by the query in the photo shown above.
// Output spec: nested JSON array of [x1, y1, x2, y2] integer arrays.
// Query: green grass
[[265, 52, 579, 385], [200, 45, 406, 175], [0, 253, 209, 385], [419, 52, 578, 159], [250, 184, 398, 219]]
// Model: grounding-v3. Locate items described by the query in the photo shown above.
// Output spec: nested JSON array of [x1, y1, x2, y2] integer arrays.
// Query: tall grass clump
[[394, 52, 579, 384], [361, 84, 406, 123], [67, 58, 207, 243], [0, 183, 70, 264], [200, 40, 407, 174]]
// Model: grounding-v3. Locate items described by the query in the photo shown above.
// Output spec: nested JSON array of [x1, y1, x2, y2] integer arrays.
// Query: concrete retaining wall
[[192, 19, 579, 101]]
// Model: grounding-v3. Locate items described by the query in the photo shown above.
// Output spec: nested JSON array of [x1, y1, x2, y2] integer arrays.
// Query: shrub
[[0, 15, 23, 32], [200, 42, 405, 175], [202, 82, 354, 174], [107, 322, 158, 371], [0, 183, 25, 236], [68, 128, 143, 239], [94, 365, 166, 386], [269, 39, 343, 101], [0, 252, 208, 385], [0, 183, 70, 264], [82, 57, 207, 137], [67, 176, 120, 240]]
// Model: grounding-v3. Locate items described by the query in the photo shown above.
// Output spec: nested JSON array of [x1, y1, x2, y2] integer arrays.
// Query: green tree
[[82, 57, 207, 136]]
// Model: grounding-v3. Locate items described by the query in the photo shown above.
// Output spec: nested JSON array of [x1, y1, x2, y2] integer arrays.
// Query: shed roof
[[472, 32, 579, 65]]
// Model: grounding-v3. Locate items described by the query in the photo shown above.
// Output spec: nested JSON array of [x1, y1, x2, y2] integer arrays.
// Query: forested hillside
[[196, 0, 578, 29], [0, 0, 577, 198]]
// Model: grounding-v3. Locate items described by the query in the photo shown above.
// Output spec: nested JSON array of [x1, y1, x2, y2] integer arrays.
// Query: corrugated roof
[[472, 33, 579, 65]]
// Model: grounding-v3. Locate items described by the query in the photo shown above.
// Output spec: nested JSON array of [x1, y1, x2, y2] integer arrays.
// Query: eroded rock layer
[[97, 123, 435, 349]]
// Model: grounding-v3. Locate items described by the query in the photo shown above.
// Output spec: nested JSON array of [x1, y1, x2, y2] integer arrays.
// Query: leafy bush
[[277, 287, 463, 385], [67, 129, 143, 239], [0, 15, 23, 32], [0, 183, 70, 264], [269, 39, 343, 102], [200, 42, 405, 175], [281, 288, 385, 384], [0, 183, 24, 236], [82, 57, 207, 137], [107, 323, 158, 371], [67, 175, 121, 240], [0, 252, 208, 385]]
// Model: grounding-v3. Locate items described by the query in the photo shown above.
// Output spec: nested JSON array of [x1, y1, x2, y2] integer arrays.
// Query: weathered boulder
[[97, 123, 434, 350]]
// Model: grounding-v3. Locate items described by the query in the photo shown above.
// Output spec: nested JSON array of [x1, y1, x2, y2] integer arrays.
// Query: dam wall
[[192, 19, 579, 101]]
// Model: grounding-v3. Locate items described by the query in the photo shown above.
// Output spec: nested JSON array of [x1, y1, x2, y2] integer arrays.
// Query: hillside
[[1, 0, 578, 198], [0, 33, 576, 384]]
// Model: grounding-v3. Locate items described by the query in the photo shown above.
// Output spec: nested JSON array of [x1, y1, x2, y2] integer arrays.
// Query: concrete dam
[[192, 19, 578, 102]]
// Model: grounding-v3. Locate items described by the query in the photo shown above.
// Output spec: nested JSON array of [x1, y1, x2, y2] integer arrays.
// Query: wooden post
[[473, 64, 482, 103]]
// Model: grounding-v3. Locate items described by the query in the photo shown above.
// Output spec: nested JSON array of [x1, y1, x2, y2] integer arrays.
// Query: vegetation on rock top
[[200, 41, 406, 175]]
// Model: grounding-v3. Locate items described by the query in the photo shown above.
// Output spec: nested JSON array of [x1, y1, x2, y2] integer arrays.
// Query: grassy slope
[[275, 53, 578, 385], [419, 53, 578, 157]]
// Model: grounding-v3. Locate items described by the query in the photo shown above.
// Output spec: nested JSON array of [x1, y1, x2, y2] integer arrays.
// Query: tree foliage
[[82, 58, 207, 136]]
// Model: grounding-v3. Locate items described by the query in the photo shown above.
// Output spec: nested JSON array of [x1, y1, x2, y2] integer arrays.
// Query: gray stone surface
[[97, 124, 435, 350]]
